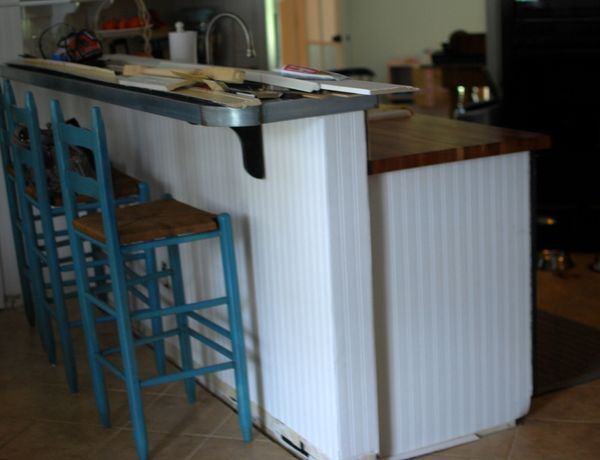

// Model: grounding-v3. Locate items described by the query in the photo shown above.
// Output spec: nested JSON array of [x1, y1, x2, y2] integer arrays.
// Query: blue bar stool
[[2, 80, 165, 393], [51, 100, 253, 460], [0, 83, 35, 326]]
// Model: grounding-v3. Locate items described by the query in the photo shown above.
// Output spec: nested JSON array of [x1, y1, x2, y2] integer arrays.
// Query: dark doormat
[[534, 310, 600, 395]]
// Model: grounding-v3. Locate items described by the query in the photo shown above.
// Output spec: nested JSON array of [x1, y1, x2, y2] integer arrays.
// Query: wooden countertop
[[367, 114, 551, 175]]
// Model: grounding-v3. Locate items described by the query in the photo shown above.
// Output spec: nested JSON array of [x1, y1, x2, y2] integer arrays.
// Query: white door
[[306, 0, 344, 69]]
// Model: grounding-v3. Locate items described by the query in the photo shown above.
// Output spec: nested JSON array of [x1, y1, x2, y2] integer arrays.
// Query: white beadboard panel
[[323, 113, 379, 459], [370, 153, 532, 458], [0, 6, 23, 298], [16, 84, 377, 460]]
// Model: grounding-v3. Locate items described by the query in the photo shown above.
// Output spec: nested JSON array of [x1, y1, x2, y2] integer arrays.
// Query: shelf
[[95, 25, 151, 40], [19, 0, 102, 6]]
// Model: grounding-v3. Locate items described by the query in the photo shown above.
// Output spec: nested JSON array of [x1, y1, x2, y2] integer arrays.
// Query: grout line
[[506, 425, 518, 460], [0, 422, 31, 451], [182, 416, 232, 460], [524, 417, 600, 425]]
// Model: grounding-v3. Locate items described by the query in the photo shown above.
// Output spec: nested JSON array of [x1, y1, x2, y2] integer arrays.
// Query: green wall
[[344, 0, 486, 80]]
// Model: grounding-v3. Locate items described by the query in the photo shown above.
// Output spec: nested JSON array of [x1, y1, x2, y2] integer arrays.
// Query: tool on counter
[[121, 64, 245, 84], [37, 24, 103, 64]]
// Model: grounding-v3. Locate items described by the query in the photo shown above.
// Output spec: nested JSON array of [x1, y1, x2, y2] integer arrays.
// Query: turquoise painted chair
[[0, 83, 35, 326], [51, 100, 252, 460], [2, 81, 165, 393]]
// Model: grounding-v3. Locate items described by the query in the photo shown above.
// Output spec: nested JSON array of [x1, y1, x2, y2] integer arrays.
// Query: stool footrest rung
[[132, 297, 227, 322], [69, 313, 113, 329], [97, 354, 126, 381], [141, 362, 234, 388], [84, 292, 117, 317], [188, 311, 231, 340], [188, 328, 233, 360], [100, 328, 181, 357]]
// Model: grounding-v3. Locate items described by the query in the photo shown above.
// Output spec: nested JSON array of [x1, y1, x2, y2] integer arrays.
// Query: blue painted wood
[[3, 81, 150, 394], [0, 81, 35, 325], [51, 99, 254, 459], [3, 81, 57, 368]]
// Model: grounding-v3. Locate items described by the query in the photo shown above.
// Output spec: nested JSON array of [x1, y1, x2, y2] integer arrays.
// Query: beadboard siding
[[369, 152, 532, 458], [324, 113, 379, 459], [15, 82, 378, 459]]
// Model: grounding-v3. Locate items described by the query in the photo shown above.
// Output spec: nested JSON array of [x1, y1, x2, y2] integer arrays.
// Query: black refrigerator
[[492, 0, 600, 251]]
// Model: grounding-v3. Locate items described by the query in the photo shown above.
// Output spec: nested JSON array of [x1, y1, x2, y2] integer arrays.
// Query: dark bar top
[[0, 64, 377, 128], [367, 114, 551, 175]]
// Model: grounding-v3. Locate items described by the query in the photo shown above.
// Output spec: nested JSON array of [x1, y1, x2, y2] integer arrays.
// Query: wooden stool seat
[[73, 198, 218, 244], [25, 168, 141, 206]]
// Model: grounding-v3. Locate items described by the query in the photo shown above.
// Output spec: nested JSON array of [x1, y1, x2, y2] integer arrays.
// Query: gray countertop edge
[[0, 64, 378, 127]]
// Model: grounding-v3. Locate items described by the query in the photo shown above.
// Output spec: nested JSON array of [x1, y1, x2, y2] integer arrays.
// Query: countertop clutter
[[7, 55, 417, 109]]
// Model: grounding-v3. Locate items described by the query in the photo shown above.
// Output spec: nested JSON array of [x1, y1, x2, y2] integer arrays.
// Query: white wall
[[0, 3, 24, 304], [344, 0, 487, 80]]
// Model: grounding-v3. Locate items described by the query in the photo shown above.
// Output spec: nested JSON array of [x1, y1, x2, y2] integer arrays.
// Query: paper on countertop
[[277, 64, 349, 81], [320, 79, 419, 95]]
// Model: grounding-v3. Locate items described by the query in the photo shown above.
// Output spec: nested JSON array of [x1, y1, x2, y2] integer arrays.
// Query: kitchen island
[[0, 62, 549, 460], [368, 114, 549, 459]]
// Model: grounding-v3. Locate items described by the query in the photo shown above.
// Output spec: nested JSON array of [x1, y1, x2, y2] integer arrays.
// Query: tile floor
[[1, 296, 599, 459], [0, 308, 295, 460]]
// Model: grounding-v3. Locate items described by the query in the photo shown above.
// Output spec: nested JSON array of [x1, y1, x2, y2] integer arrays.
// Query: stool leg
[[21, 203, 55, 363], [1, 173, 35, 326], [218, 214, 252, 442], [91, 245, 109, 304], [144, 248, 166, 375], [14, 216, 35, 326], [72, 237, 110, 427], [112, 276, 148, 460], [42, 213, 78, 393], [31, 253, 56, 363], [168, 245, 196, 403]]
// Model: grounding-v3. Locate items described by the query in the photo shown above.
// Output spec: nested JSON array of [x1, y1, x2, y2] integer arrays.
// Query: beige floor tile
[[0, 420, 118, 460], [537, 253, 600, 329], [0, 351, 65, 386], [137, 392, 233, 436], [91, 430, 206, 460], [189, 437, 296, 460], [0, 417, 30, 448], [0, 379, 156, 429], [528, 381, 600, 423], [0, 317, 46, 361], [510, 419, 600, 460], [421, 429, 516, 459], [211, 413, 269, 442]]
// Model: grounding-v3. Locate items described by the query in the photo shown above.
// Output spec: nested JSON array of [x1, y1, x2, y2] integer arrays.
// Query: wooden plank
[[175, 87, 262, 108], [122, 64, 245, 83], [118, 75, 194, 91], [244, 69, 320, 93], [14, 58, 118, 83], [319, 79, 418, 95]]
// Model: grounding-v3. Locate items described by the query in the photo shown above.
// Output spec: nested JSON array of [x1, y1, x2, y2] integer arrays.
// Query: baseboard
[[153, 331, 332, 460]]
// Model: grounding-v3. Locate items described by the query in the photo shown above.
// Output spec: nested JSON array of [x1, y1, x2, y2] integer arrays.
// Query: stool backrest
[[50, 100, 121, 250], [0, 83, 9, 167], [2, 81, 53, 218]]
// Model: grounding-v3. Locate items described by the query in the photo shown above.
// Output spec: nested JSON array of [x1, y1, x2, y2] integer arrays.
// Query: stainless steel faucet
[[204, 12, 256, 65]]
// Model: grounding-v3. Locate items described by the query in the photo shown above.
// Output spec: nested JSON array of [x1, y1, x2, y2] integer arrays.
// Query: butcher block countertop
[[367, 114, 551, 175]]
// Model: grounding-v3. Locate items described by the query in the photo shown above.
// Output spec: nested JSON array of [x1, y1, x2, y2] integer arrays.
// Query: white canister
[[168, 21, 198, 64]]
